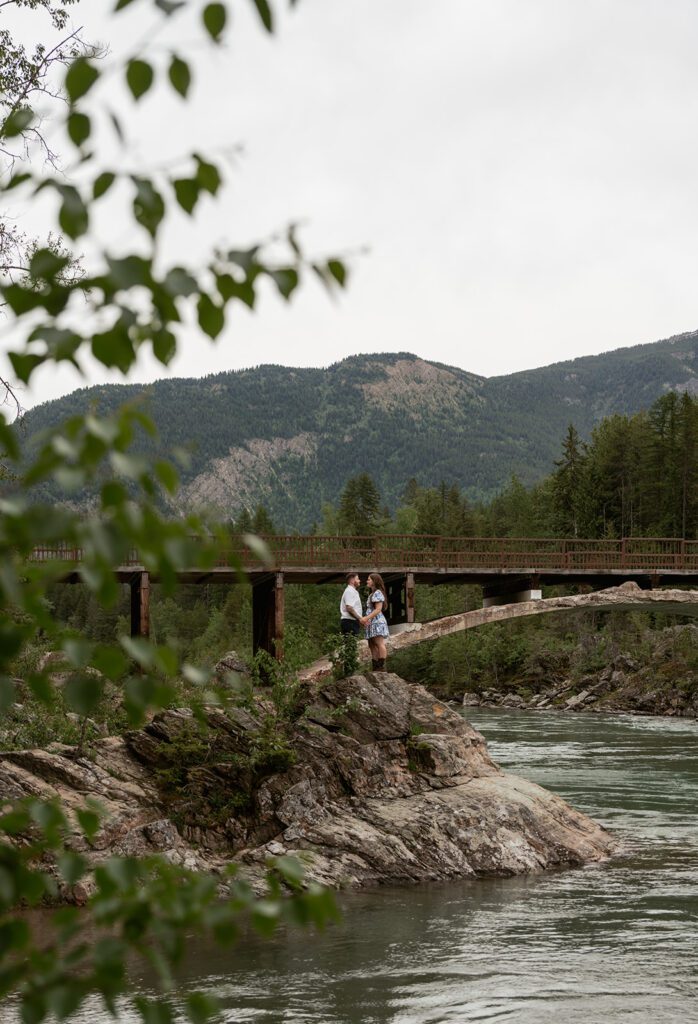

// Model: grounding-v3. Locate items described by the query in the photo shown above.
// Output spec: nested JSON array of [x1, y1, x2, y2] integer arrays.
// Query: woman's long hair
[[368, 572, 388, 610]]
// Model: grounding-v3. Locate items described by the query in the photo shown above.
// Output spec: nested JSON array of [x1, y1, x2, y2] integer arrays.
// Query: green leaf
[[194, 156, 221, 195], [133, 177, 165, 237], [76, 807, 101, 840], [252, 0, 273, 32], [2, 107, 33, 137], [0, 918, 30, 954], [63, 637, 93, 668], [327, 259, 347, 287], [152, 329, 177, 366], [133, 997, 174, 1024], [163, 267, 198, 297], [27, 673, 54, 703], [58, 185, 88, 240], [168, 55, 191, 98], [242, 533, 273, 568], [173, 177, 199, 215], [153, 645, 179, 676], [185, 993, 219, 1024], [9, 352, 45, 384], [115, 0, 138, 8], [121, 636, 156, 669], [93, 172, 116, 199], [202, 3, 227, 40], [57, 852, 87, 885], [215, 273, 255, 309], [106, 254, 152, 289], [64, 673, 105, 716], [67, 111, 91, 147], [92, 645, 128, 680], [0, 808, 30, 835], [270, 855, 305, 885], [269, 267, 298, 300], [6, 171, 31, 190], [1, 284, 43, 315], [197, 293, 224, 339], [182, 664, 210, 685], [154, 460, 179, 493], [126, 60, 155, 101], [29, 248, 69, 280], [226, 247, 259, 272], [156, 0, 187, 11], [65, 58, 99, 101], [92, 326, 135, 373]]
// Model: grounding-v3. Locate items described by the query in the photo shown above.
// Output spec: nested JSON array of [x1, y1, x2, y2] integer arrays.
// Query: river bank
[[457, 645, 698, 718], [411, 622, 698, 719]]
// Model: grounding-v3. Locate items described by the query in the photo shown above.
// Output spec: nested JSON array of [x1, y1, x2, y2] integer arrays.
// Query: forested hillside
[[15, 329, 698, 529]]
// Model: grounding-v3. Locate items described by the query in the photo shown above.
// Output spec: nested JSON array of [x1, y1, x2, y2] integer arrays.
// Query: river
[[12, 709, 698, 1022]]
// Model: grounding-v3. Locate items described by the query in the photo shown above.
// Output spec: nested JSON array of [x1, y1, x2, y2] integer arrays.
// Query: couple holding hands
[[339, 571, 389, 671]]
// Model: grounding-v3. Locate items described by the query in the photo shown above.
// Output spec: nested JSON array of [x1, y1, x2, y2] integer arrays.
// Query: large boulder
[[213, 650, 251, 686], [0, 672, 617, 897]]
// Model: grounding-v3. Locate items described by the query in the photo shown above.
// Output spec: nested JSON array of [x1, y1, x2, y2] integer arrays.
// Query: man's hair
[[345, 571, 358, 584]]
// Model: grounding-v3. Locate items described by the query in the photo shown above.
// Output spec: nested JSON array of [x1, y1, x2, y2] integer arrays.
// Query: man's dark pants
[[340, 619, 360, 636]]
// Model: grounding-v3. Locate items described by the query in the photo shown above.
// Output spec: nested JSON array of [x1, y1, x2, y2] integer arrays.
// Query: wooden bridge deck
[[31, 536, 698, 577], [31, 536, 698, 655], [30, 535, 698, 586]]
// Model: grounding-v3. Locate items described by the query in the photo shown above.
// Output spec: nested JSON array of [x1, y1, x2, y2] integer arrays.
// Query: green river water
[[11, 708, 698, 1023]]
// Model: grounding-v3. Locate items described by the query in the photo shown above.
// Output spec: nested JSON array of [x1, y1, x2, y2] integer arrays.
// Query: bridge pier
[[483, 575, 541, 608], [130, 571, 150, 638], [252, 572, 285, 661], [386, 572, 415, 628]]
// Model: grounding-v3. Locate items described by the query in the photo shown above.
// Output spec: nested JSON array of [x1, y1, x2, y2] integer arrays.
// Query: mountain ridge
[[17, 329, 698, 529]]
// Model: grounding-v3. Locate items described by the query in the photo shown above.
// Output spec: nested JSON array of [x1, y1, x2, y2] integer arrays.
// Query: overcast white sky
[[4, 0, 698, 408]]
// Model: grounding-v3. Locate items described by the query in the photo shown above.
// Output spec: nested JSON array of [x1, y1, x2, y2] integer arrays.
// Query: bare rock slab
[[0, 672, 617, 898]]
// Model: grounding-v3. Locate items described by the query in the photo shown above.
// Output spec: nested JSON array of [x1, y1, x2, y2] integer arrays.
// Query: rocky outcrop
[[0, 673, 616, 899]]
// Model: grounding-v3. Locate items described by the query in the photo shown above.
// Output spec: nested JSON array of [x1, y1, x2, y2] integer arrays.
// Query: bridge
[[298, 582, 698, 682], [31, 535, 698, 659]]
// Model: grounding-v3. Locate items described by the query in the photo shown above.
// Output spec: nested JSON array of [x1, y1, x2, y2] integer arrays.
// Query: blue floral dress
[[365, 589, 389, 639]]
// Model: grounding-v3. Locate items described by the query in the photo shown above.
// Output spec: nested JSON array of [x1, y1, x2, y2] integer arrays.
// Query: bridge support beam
[[130, 571, 150, 639], [386, 572, 415, 628], [252, 572, 285, 661], [483, 576, 541, 608]]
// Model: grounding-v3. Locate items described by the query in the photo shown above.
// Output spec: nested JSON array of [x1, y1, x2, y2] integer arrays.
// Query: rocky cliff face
[[0, 673, 616, 900]]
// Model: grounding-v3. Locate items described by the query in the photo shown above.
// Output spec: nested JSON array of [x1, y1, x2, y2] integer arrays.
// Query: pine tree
[[337, 473, 383, 535], [551, 424, 587, 536], [252, 504, 275, 535]]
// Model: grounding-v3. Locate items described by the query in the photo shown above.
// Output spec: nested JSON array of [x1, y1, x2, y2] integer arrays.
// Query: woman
[[364, 572, 390, 671]]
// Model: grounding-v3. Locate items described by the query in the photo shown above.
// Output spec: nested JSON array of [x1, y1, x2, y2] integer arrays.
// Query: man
[[339, 571, 364, 635]]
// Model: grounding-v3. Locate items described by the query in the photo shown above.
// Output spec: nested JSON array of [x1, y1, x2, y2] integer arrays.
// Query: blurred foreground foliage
[[0, 0, 346, 1020]]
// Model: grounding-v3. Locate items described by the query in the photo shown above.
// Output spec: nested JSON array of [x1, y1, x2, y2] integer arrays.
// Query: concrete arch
[[299, 582, 698, 682], [384, 582, 698, 658]]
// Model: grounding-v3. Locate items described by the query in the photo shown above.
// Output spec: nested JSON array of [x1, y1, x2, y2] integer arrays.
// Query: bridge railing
[[28, 536, 698, 572]]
